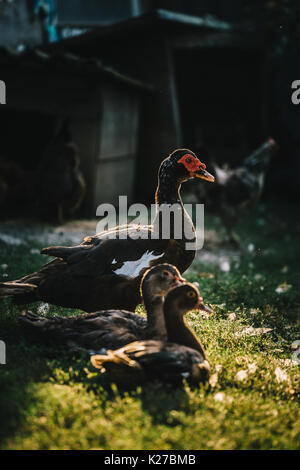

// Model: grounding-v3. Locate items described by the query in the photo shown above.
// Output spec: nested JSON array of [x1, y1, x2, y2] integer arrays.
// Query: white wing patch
[[113, 250, 164, 278]]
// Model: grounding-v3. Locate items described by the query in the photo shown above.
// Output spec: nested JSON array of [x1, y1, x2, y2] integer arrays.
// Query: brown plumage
[[0, 282, 36, 297], [19, 264, 188, 352], [0, 149, 214, 312], [91, 283, 211, 386]]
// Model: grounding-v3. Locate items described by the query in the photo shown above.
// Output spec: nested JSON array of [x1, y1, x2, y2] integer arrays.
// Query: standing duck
[[0, 149, 214, 311], [91, 283, 211, 386], [19, 264, 193, 352]]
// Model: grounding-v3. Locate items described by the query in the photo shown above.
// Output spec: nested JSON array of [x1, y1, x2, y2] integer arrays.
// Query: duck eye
[[187, 290, 196, 298], [162, 270, 170, 277], [185, 157, 192, 163]]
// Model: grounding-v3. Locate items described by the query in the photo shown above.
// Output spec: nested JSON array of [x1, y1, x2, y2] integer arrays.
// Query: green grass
[[0, 201, 299, 450]]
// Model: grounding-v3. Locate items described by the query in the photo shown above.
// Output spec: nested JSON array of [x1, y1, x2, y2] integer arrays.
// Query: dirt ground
[[0, 219, 241, 273]]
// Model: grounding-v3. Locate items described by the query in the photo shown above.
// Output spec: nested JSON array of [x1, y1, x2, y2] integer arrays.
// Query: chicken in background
[[194, 138, 278, 247], [36, 119, 86, 224]]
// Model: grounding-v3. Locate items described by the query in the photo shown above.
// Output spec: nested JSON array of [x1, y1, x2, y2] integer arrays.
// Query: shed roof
[[0, 46, 153, 91], [43, 9, 232, 52]]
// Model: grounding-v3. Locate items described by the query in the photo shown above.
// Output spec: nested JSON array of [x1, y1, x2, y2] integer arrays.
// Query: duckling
[[19, 264, 189, 352], [91, 283, 211, 386]]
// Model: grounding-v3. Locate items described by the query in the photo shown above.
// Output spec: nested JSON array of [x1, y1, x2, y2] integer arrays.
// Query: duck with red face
[[0, 149, 214, 312], [177, 153, 215, 182]]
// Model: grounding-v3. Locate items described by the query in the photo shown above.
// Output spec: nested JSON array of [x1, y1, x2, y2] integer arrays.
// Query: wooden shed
[[0, 47, 151, 215], [45, 9, 269, 203]]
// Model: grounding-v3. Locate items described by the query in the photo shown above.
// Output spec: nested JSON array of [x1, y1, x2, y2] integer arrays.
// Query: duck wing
[[41, 225, 169, 278], [65, 310, 147, 350], [91, 341, 210, 384], [20, 309, 147, 351]]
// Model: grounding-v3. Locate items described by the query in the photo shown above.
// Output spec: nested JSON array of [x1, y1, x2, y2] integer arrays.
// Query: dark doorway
[[0, 108, 56, 170], [175, 47, 264, 166]]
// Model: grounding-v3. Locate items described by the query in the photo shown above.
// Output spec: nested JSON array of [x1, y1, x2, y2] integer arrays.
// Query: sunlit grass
[[0, 201, 299, 450]]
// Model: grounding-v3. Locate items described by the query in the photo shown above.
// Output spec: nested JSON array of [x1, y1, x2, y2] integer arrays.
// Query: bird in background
[[194, 138, 278, 247]]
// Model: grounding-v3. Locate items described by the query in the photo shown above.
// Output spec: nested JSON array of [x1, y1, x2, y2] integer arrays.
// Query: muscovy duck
[[20, 264, 208, 352], [91, 283, 211, 386], [195, 138, 278, 245], [0, 149, 214, 311]]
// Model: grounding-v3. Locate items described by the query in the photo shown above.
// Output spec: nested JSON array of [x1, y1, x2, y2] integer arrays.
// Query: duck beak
[[198, 302, 214, 314], [194, 169, 215, 183], [172, 275, 186, 288]]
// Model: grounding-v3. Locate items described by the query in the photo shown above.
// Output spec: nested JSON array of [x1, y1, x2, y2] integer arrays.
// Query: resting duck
[[91, 283, 211, 386], [0, 149, 214, 312], [19, 264, 191, 351]]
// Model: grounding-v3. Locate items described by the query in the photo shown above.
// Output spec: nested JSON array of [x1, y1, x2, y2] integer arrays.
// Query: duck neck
[[164, 302, 206, 357], [155, 173, 182, 206], [144, 294, 167, 339], [154, 174, 194, 241]]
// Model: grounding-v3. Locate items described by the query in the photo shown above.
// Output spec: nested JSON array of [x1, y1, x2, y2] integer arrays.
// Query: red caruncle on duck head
[[176, 149, 215, 182]]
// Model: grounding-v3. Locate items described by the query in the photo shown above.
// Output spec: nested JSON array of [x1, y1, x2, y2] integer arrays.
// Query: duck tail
[[91, 346, 145, 386], [40, 245, 87, 262], [19, 310, 41, 323], [0, 282, 36, 299], [91, 348, 139, 372], [90, 353, 110, 371]]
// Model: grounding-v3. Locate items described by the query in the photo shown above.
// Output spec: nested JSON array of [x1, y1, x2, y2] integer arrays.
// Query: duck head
[[140, 264, 185, 301], [159, 149, 215, 185], [164, 283, 214, 316]]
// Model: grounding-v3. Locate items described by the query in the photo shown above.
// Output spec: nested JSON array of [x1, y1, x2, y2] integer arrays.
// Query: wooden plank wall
[[94, 83, 140, 207]]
